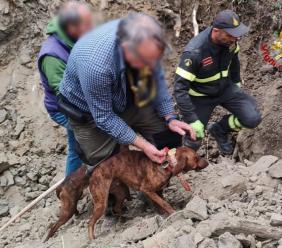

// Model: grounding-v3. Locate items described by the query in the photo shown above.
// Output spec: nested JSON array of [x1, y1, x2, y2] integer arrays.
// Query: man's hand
[[167, 119, 196, 140], [190, 120, 205, 139], [133, 136, 166, 164]]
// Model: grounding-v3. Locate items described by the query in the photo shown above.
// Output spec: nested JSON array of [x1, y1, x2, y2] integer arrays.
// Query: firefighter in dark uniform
[[174, 10, 262, 154]]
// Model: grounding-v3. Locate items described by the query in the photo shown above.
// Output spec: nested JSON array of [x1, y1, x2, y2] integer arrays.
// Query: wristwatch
[[166, 115, 178, 125]]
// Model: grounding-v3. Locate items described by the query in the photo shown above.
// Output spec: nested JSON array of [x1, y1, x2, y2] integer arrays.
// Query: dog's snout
[[197, 158, 208, 170]]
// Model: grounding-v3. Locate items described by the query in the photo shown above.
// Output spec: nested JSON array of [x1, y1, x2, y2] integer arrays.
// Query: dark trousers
[[190, 84, 261, 131], [69, 105, 180, 166]]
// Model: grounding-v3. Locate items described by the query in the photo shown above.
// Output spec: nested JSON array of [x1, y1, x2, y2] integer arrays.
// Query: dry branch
[[0, 178, 65, 232], [192, 1, 199, 36]]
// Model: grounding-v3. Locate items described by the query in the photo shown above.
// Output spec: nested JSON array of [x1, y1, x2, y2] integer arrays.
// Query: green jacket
[[41, 17, 74, 95]]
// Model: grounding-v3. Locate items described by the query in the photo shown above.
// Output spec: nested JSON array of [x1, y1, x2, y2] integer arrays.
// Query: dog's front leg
[[143, 191, 175, 215]]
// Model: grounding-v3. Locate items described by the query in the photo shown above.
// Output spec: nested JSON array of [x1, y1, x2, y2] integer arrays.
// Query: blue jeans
[[49, 112, 82, 176]]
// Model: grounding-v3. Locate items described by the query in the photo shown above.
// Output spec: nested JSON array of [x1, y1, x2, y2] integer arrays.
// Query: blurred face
[[67, 7, 93, 40], [211, 28, 238, 47], [122, 39, 164, 69]]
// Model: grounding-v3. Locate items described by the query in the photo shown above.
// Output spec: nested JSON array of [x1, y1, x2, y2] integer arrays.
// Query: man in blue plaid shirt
[[60, 13, 195, 168]]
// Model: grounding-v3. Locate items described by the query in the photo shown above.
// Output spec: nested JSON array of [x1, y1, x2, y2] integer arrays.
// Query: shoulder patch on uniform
[[202, 56, 213, 66], [184, 59, 192, 67]]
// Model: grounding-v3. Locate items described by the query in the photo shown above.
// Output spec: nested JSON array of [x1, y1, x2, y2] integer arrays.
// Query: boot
[[207, 122, 234, 155], [183, 135, 202, 151]]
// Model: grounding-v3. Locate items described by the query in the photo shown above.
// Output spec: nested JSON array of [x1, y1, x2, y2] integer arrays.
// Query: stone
[[198, 238, 217, 248], [221, 173, 246, 188], [218, 232, 242, 248], [0, 199, 9, 217], [194, 232, 204, 245], [0, 109, 7, 123], [0, 152, 10, 174], [25, 191, 40, 201], [143, 226, 177, 248], [122, 216, 160, 242], [0, 170, 14, 186], [249, 175, 258, 182], [196, 221, 213, 238], [9, 205, 20, 217], [248, 155, 279, 175], [26, 171, 38, 181], [197, 212, 282, 240], [38, 175, 50, 185], [184, 196, 208, 220], [235, 234, 253, 247], [268, 160, 282, 178], [270, 213, 282, 226], [254, 186, 263, 196], [14, 176, 26, 186], [176, 234, 196, 248], [13, 118, 25, 138]]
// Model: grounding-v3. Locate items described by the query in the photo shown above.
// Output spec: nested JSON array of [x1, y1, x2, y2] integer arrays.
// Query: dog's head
[[173, 147, 208, 174]]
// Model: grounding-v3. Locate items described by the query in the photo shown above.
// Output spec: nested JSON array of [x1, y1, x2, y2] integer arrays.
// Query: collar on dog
[[161, 147, 177, 172], [161, 147, 191, 192]]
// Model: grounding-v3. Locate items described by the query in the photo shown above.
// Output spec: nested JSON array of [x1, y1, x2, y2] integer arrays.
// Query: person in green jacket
[[38, 1, 93, 176]]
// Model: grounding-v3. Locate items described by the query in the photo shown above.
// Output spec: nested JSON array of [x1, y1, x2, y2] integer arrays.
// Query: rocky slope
[[0, 0, 281, 247]]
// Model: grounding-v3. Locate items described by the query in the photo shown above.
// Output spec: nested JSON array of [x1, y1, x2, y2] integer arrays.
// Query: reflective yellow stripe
[[234, 117, 242, 128], [188, 88, 206, 96], [235, 44, 240, 53], [228, 115, 243, 131], [176, 67, 196, 81], [194, 69, 229, 83]]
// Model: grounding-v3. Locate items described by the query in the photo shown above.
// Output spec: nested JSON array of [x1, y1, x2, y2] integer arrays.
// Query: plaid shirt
[[60, 20, 174, 144]]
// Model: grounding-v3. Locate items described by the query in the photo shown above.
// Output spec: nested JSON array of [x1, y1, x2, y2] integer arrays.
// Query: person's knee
[[240, 110, 262, 129]]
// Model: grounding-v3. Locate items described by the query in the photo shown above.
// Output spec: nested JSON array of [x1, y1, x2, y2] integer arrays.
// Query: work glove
[[190, 120, 205, 139]]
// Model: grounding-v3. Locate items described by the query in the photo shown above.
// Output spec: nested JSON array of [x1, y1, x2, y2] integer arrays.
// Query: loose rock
[[268, 160, 282, 179], [218, 232, 242, 248], [270, 213, 282, 226], [0, 199, 9, 217], [122, 216, 161, 242], [0, 109, 7, 123], [248, 155, 279, 175], [184, 196, 208, 220]]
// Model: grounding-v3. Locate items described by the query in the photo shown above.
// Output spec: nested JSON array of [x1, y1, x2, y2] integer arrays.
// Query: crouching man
[[174, 10, 261, 154], [59, 13, 195, 169]]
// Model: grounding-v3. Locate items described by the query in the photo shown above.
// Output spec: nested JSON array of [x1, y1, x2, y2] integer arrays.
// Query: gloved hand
[[236, 82, 241, 88], [190, 120, 205, 139]]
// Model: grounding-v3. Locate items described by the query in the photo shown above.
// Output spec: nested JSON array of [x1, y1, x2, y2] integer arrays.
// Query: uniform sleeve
[[77, 63, 137, 145], [41, 56, 66, 95], [152, 62, 174, 117], [173, 51, 199, 123], [229, 48, 241, 85]]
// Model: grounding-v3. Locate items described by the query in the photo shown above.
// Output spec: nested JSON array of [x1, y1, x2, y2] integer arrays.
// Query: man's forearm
[[133, 136, 150, 150]]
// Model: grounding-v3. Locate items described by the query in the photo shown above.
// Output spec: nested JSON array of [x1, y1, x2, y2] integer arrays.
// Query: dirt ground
[[0, 0, 282, 247]]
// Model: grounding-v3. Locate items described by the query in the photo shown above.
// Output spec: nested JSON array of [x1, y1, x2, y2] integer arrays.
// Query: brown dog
[[88, 146, 208, 239], [44, 165, 131, 241]]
